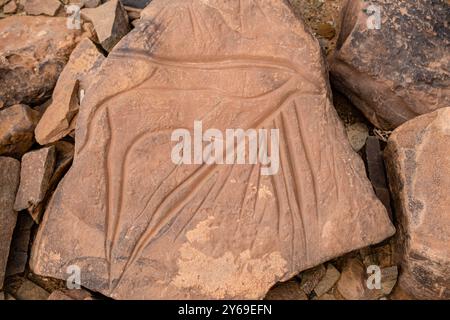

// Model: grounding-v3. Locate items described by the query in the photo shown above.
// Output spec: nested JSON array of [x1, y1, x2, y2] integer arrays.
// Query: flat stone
[[6, 213, 34, 277], [346, 122, 368, 152], [31, 0, 394, 299], [299, 264, 326, 295], [330, 0, 450, 130], [35, 38, 105, 145], [0, 104, 40, 158], [14, 146, 56, 214], [81, 0, 130, 51], [380, 266, 398, 296], [24, 0, 62, 16], [385, 107, 450, 299], [0, 156, 20, 289], [313, 264, 341, 297], [29, 141, 75, 223], [264, 280, 308, 300], [15, 279, 50, 300], [0, 16, 82, 107], [3, 0, 17, 14]]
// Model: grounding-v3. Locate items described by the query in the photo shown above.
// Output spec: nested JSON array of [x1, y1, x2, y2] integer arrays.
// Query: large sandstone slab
[[0, 16, 82, 108], [31, 0, 394, 299], [385, 108, 450, 299], [330, 0, 450, 130], [0, 156, 21, 289]]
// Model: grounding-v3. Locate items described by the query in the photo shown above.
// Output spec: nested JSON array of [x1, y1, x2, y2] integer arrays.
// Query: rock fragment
[[346, 122, 368, 152], [15, 279, 50, 300], [385, 107, 450, 299], [35, 38, 105, 145], [330, 0, 450, 130], [299, 264, 326, 295], [0, 16, 82, 107], [81, 0, 130, 51], [264, 280, 308, 300], [0, 157, 21, 289], [14, 146, 56, 214], [313, 264, 341, 297], [0, 104, 40, 158], [6, 213, 35, 277], [3, 0, 17, 14]]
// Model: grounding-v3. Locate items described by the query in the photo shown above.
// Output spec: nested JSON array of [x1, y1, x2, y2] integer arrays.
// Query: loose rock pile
[[0, 0, 448, 300]]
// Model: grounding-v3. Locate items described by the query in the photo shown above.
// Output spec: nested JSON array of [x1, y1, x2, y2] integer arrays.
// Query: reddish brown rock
[[299, 264, 326, 295], [14, 146, 56, 215], [330, 0, 450, 130], [264, 280, 307, 300], [0, 157, 20, 289], [385, 107, 450, 299], [31, 0, 394, 299], [15, 279, 50, 300], [313, 264, 341, 297], [35, 38, 105, 145], [81, 0, 130, 52], [0, 104, 40, 158], [6, 213, 34, 277], [24, 0, 62, 16], [0, 16, 82, 107], [3, 0, 17, 14]]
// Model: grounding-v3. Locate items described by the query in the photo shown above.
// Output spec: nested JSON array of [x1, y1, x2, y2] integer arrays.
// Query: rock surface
[[0, 157, 21, 289], [313, 264, 341, 297], [81, 0, 130, 52], [330, 0, 450, 130], [385, 107, 450, 299], [24, 0, 62, 16], [15, 279, 50, 300], [0, 16, 82, 107], [35, 38, 105, 145], [264, 280, 307, 300], [6, 213, 34, 277], [0, 104, 40, 158], [31, 0, 394, 299], [14, 146, 56, 214]]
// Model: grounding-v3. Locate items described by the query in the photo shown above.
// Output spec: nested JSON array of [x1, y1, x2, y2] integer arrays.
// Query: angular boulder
[[0, 156, 21, 289], [31, 0, 394, 299], [385, 107, 450, 299], [81, 0, 130, 52], [24, 0, 62, 16], [0, 16, 82, 108], [0, 104, 40, 158], [330, 0, 450, 130], [35, 38, 105, 145]]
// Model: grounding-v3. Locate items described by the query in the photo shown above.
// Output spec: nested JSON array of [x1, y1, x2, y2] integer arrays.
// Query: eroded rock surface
[[0, 16, 82, 107], [385, 108, 450, 299], [31, 0, 394, 299], [0, 157, 20, 289], [330, 0, 450, 130]]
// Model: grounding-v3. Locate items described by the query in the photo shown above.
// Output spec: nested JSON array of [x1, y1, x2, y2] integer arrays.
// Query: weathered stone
[[299, 264, 326, 295], [35, 38, 105, 145], [48, 288, 93, 300], [14, 146, 56, 214], [346, 122, 368, 152], [264, 280, 308, 300], [0, 157, 20, 289], [31, 0, 394, 299], [81, 0, 130, 51], [6, 213, 34, 277], [360, 243, 393, 269], [330, 0, 450, 130], [0, 16, 82, 107], [120, 0, 150, 9], [29, 141, 74, 223], [364, 137, 392, 218], [313, 264, 341, 297], [384, 107, 450, 299], [15, 279, 50, 300], [336, 257, 397, 300], [0, 291, 4, 300], [3, 0, 17, 14], [0, 104, 40, 158], [24, 0, 61, 16]]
